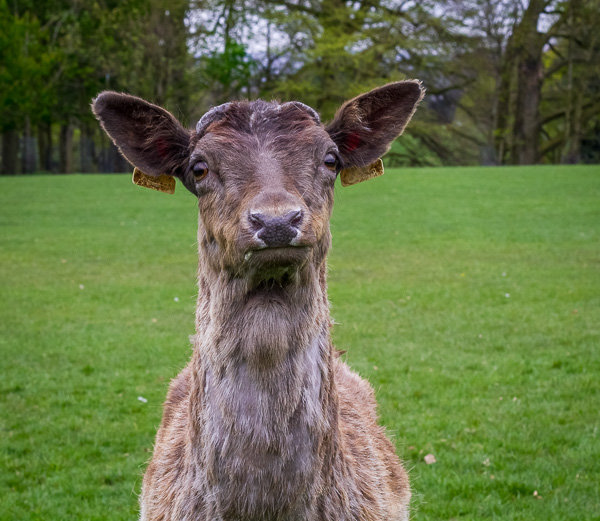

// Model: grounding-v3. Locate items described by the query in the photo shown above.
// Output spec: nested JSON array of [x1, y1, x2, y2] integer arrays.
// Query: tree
[[0, 0, 54, 174], [2, 0, 598, 172], [540, 0, 600, 163], [413, 0, 599, 165]]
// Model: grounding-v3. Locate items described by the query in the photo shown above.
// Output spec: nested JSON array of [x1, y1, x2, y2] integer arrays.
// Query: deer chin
[[243, 246, 311, 291]]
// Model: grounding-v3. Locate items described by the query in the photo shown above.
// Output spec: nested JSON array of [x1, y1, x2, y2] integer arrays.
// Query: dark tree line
[[1, 0, 190, 174], [1, 0, 598, 174]]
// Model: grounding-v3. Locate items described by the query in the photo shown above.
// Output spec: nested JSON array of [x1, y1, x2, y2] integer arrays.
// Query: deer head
[[92, 82, 424, 291]]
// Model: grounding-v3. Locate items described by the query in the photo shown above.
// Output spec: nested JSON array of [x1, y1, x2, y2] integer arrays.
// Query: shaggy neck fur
[[189, 224, 338, 520]]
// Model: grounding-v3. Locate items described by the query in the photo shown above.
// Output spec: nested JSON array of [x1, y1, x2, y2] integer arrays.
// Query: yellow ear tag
[[340, 158, 384, 187], [132, 168, 176, 194]]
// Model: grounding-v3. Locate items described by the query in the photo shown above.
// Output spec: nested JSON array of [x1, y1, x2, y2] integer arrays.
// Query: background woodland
[[1, 0, 599, 174]]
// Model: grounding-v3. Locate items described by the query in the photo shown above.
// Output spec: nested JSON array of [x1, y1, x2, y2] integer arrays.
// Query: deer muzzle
[[248, 209, 304, 248]]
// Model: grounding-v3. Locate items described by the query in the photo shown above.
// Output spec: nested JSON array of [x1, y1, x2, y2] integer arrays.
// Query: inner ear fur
[[326, 80, 425, 168], [92, 91, 190, 177]]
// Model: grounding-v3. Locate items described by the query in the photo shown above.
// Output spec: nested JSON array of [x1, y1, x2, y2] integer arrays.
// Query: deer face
[[92, 82, 423, 289], [188, 101, 338, 287]]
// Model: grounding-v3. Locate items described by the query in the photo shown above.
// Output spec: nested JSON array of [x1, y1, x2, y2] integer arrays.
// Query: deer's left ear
[[326, 81, 424, 169]]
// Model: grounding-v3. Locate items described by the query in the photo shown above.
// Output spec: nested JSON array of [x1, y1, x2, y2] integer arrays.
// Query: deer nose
[[248, 209, 304, 247]]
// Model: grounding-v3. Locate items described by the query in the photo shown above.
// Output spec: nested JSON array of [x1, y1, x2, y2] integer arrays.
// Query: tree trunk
[[512, 54, 543, 164], [495, 0, 549, 165], [111, 143, 129, 172], [2, 130, 19, 175], [494, 55, 514, 164], [79, 124, 95, 173], [560, 0, 584, 164], [37, 122, 53, 172], [59, 123, 74, 173], [511, 0, 549, 164], [21, 117, 38, 174], [99, 140, 128, 173], [563, 92, 583, 164]]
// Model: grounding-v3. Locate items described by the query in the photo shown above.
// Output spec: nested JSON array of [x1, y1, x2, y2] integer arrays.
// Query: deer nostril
[[249, 209, 303, 230], [288, 209, 303, 227], [249, 211, 265, 230]]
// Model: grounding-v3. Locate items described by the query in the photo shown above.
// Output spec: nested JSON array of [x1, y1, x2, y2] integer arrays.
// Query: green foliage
[[200, 41, 256, 103], [257, 2, 418, 119], [1, 0, 599, 173], [0, 0, 54, 129], [385, 132, 445, 168], [0, 0, 191, 131], [1, 166, 599, 519]]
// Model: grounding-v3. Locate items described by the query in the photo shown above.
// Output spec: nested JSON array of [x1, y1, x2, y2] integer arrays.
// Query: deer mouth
[[243, 246, 310, 289]]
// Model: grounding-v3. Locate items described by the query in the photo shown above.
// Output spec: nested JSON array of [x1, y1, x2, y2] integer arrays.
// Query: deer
[[92, 80, 424, 521]]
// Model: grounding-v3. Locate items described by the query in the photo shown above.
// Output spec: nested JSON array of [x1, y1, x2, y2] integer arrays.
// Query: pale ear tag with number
[[340, 158, 384, 187], [132, 167, 176, 194]]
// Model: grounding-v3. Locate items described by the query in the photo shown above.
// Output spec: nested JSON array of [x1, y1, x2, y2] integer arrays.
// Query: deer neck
[[189, 234, 337, 518]]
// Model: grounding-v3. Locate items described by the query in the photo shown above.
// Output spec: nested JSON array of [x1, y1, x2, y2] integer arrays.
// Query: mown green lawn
[[1, 165, 599, 520]]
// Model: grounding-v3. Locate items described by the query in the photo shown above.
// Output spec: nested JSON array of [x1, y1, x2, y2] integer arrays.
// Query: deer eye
[[323, 153, 339, 172], [192, 161, 209, 180]]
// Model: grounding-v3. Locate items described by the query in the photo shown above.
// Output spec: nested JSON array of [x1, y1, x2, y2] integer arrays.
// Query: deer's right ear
[[92, 91, 190, 179]]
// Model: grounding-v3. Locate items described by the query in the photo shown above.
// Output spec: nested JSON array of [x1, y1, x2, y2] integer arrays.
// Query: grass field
[[1, 165, 599, 520]]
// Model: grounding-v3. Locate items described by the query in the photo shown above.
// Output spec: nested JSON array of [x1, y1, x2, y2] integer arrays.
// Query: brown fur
[[91, 82, 424, 521]]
